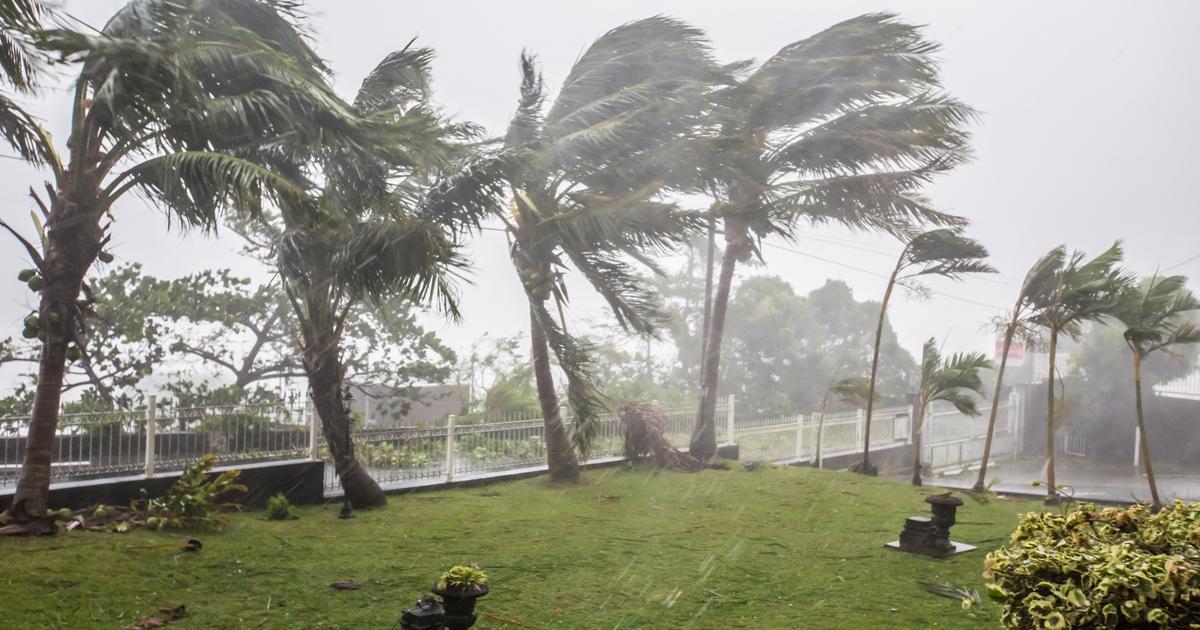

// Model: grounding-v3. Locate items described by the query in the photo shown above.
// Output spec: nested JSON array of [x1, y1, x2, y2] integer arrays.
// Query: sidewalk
[[927, 461, 1200, 504]]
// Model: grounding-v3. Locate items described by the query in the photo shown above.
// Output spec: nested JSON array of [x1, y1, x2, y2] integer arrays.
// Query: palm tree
[[0, 0, 52, 160], [911, 339, 991, 486], [1030, 242, 1131, 503], [443, 18, 720, 480], [0, 0, 370, 529], [230, 43, 475, 507], [858, 228, 993, 474], [689, 13, 976, 461], [1113, 274, 1200, 508], [813, 376, 874, 468], [970, 246, 1065, 492]]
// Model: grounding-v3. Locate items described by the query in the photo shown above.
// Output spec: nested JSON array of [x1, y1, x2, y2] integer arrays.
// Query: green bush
[[265, 492, 297, 520], [984, 501, 1200, 628]]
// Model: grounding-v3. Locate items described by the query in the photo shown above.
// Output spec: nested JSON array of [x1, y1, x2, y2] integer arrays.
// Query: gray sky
[[2, 1, 1199, 388]]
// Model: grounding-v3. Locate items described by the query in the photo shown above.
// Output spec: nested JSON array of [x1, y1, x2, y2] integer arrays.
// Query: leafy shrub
[[265, 492, 297, 520], [437, 564, 488, 592], [134, 454, 246, 530], [984, 501, 1200, 628]]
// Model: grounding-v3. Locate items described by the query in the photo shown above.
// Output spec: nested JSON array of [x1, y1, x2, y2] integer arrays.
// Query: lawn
[[0, 464, 1038, 628]]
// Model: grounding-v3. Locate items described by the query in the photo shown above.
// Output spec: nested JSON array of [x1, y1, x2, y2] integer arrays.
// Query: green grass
[[0, 464, 1038, 628]]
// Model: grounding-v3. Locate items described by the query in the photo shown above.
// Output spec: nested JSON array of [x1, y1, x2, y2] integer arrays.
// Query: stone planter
[[431, 583, 488, 630]]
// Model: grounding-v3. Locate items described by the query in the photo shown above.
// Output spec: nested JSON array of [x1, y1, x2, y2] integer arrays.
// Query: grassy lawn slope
[[0, 465, 1037, 628]]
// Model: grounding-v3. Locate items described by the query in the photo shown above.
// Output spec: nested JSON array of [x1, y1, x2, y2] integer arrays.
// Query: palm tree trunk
[[300, 299, 385, 509], [691, 229, 740, 461], [1044, 328, 1059, 504], [973, 323, 1015, 492], [699, 215, 716, 377], [529, 308, 580, 481], [860, 268, 899, 474], [1132, 353, 1161, 508], [4, 201, 98, 528], [911, 399, 925, 486]]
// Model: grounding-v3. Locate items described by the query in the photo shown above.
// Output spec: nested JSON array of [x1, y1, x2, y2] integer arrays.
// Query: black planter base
[[885, 540, 976, 557]]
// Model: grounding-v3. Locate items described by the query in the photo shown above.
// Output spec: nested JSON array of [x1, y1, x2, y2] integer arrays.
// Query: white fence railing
[[0, 397, 313, 488], [921, 390, 1023, 474], [732, 406, 911, 465], [326, 400, 729, 491]]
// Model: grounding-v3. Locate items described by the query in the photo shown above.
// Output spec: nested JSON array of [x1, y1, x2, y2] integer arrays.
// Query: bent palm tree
[[236, 44, 473, 507], [970, 246, 1064, 492], [1030, 242, 1130, 504], [858, 228, 993, 474], [444, 18, 719, 480], [1, 0, 369, 529], [690, 13, 976, 461], [1113, 273, 1200, 509], [813, 376, 874, 468], [911, 339, 991, 486]]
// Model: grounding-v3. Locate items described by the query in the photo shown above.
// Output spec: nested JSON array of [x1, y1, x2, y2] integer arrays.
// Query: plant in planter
[[432, 564, 489, 630]]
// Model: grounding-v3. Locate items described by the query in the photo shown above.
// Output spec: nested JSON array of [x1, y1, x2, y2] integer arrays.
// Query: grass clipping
[[618, 402, 699, 471]]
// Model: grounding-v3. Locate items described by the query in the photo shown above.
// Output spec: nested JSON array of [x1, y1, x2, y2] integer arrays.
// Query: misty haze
[[0, 1, 1197, 628]]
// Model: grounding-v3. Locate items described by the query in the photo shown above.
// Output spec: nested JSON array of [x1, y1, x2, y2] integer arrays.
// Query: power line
[[1165, 252, 1200, 272], [763, 241, 1009, 311]]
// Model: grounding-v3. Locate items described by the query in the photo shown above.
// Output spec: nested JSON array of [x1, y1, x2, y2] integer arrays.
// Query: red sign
[[996, 339, 1024, 361]]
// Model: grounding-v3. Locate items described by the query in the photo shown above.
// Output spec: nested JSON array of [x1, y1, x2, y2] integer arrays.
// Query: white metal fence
[[0, 397, 312, 488], [732, 405, 912, 465], [921, 390, 1023, 474], [327, 399, 729, 491]]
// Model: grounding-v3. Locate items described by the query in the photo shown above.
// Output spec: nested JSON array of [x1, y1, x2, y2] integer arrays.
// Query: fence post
[[144, 395, 157, 478], [307, 397, 320, 460], [725, 395, 736, 443], [1133, 425, 1141, 470], [795, 414, 805, 460], [445, 414, 457, 483]]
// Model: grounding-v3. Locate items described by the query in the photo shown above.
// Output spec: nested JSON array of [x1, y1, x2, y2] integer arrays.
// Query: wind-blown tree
[[858, 228, 994, 474], [689, 13, 976, 461], [1031, 242, 1131, 503], [1, 0, 364, 529], [236, 43, 475, 507], [1113, 274, 1200, 508], [813, 376, 874, 468], [911, 339, 991, 486], [971, 246, 1064, 492], [446, 18, 720, 480]]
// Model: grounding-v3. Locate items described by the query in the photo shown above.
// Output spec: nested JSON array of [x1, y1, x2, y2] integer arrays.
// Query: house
[[347, 383, 468, 428]]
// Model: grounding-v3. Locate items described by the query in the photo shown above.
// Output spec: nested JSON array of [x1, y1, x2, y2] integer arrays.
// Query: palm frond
[[563, 249, 667, 335], [353, 41, 433, 114], [529, 299, 607, 457], [0, 91, 56, 168], [902, 228, 995, 280], [1116, 272, 1200, 357], [0, 0, 47, 91]]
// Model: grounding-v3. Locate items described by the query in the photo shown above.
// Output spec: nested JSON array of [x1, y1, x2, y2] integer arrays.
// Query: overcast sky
[[2, 1, 1198, 389]]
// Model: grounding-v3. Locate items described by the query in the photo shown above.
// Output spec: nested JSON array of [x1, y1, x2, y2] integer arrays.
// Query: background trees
[[689, 12, 976, 461], [858, 228, 993, 473]]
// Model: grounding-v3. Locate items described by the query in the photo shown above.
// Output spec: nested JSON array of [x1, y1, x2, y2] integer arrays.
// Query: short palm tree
[[970, 246, 1065, 492], [858, 228, 993, 474], [445, 18, 720, 480], [813, 376, 874, 468], [1030, 242, 1131, 503], [911, 339, 991, 486], [689, 13, 976, 461], [1113, 273, 1200, 508], [0, 0, 372, 529], [236, 44, 474, 507]]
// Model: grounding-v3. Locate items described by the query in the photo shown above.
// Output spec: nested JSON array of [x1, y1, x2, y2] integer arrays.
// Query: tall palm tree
[[970, 246, 1065, 492], [1113, 273, 1200, 509], [813, 376, 874, 468], [689, 13, 976, 461], [1030, 242, 1131, 503], [858, 228, 993, 474], [911, 339, 991, 486], [237, 44, 476, 507], [441, 18, 720, 480], [0, 0, 371, 530]]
